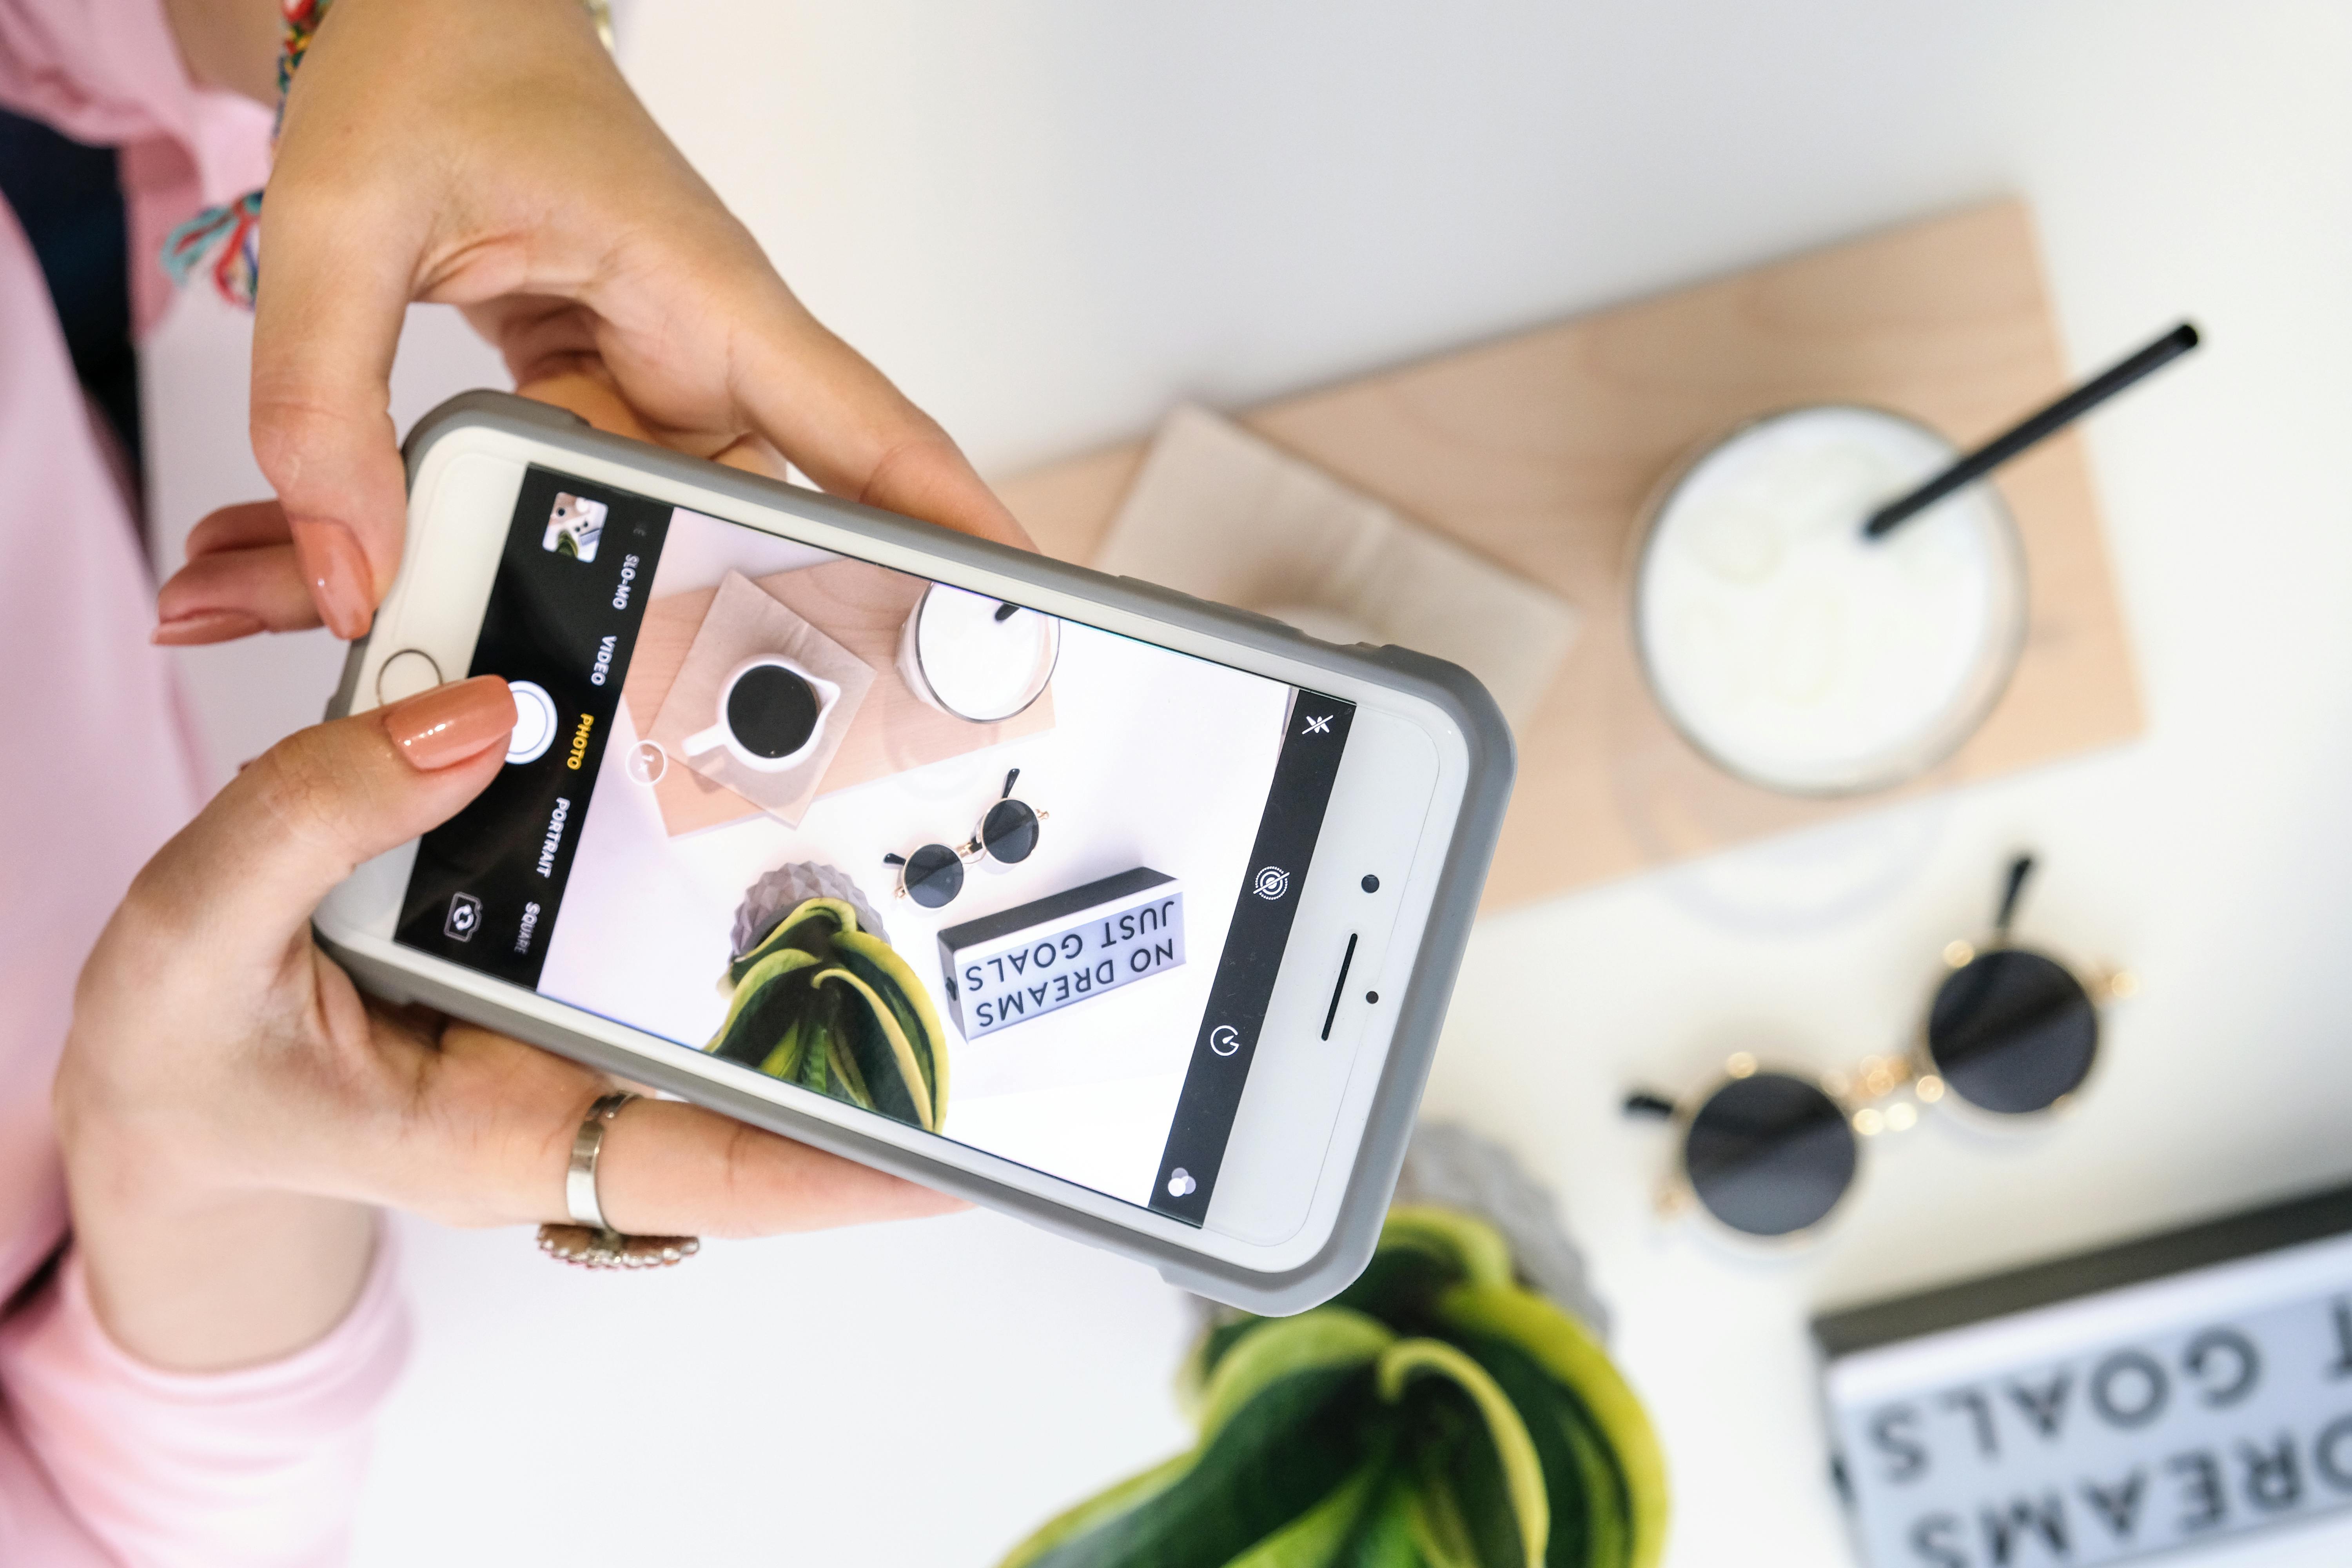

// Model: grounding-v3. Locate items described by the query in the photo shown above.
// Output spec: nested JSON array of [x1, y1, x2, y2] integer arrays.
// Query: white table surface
[[135, 2, 2352, 1563]]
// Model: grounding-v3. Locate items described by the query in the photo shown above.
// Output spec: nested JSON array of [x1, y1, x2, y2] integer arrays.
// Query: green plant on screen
[[704, 897, 949, 1132]]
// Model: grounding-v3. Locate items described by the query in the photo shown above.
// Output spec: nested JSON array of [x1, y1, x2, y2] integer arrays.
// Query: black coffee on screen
[[728, 665, 819, 759]]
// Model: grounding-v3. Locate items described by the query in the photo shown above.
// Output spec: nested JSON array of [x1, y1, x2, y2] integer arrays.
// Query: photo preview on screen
[[394, 466, 1355, 1219]]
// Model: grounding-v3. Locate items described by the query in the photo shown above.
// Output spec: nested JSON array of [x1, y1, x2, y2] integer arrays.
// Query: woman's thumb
[[147, 678, 516, 939]]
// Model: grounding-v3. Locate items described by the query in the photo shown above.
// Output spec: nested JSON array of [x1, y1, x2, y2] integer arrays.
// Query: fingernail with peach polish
[[152, 608, 265, 645], [290, 517, 376, 640], [383, 675, 516, 771]]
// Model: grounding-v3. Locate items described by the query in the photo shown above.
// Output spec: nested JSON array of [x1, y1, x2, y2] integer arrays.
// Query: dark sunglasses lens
[[1927, 949, 2096, 1114], [980, 800, 1040, 864], [1683, 1072, 1858, 1238], [902, 844, 965, 909]]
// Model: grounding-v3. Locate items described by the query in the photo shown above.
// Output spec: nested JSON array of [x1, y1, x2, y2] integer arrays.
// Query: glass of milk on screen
[[1633, 405, 2027, 796], [898, 584, 1061, 724]]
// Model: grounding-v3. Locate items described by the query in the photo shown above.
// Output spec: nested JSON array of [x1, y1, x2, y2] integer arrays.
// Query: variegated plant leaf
[[1447, 1328, 1623, 1568], [1022, 1363, 1383, 1568], [1377, 1340, 1545, 1568], [1437, 1287, 1664, 1568]]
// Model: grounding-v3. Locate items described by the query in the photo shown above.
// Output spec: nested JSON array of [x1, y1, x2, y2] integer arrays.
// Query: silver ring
[[564, 1091, 636, 1230]]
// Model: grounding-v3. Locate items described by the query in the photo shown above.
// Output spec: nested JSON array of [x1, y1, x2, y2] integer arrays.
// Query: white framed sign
[[935, 868, 1185, 1038], [1817, 1187, 2352, 1567]]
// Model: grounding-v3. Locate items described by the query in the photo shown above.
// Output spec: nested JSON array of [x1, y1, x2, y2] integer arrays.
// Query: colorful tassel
[[161, 0, 331, 310]]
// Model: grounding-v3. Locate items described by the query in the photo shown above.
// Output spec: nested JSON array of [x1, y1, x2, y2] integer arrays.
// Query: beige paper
[[647, 571, 876, 828], [1092, 406, 1581, 730]]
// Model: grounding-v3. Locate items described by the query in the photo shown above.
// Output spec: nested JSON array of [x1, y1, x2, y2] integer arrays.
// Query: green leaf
[[727, 897, 857, 986], [1019, 1366, 1385, 1568], [1182, 1312, 1283, 1409], [1328, 1245, 1466, 1338], [1223, 1457, 1387, 1568], [822, 1023, 876, 1110], [1403, 1474, 1480, 1568], [1199, 1310, 1395, 1443], [756, 1017, 806, 1080], [833, 928, 950, 1109], [705, 950, 822, 1066], [1001, 1453, 1196, 1568], [1450, 1332, 1614, 1568], [1336, 1485, 1424, 1568], [1441, 1412, 1533, 1568], [1437, 1288, 1666, 1568], [1377, 1341, 1546, 1568], [799, 1018, 830, 1095], [1379, 1209, 1514, 1290], [1001, 1210, 1670, 1568], [1550, 1397, 1628, 1568], [815, 967, 935, 1129]]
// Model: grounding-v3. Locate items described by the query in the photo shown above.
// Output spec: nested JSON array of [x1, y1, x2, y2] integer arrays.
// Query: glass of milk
[[1633, 406, 2026, 795], [897, 584, 1061, 722]]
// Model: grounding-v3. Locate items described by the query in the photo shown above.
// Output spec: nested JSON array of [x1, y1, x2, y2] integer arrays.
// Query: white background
[[132, 3, 2352, 1564]]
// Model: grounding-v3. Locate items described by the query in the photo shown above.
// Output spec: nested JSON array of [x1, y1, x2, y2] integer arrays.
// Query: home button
[[376, 649, 443, 705]]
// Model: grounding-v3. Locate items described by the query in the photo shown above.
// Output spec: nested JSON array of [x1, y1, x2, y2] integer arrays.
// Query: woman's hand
[[55, 676, 958, 1372], [153, 0, 1027, 648]]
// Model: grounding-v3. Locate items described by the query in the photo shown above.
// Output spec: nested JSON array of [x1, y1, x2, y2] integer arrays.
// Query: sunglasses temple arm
[[1623, 1090, 1678, 1120], [1994, 853, 2036, 938], [1002, 767, 1020, 800]]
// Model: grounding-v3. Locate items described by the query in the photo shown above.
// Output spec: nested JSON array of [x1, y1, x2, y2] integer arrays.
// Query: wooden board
[[996, 200, 2143, 908], [622, 558, 1055, 836]]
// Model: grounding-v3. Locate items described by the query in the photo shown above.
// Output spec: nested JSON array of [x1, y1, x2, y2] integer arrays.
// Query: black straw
[[1864, 322, 2201, 539], [1994, 854, 2036, 938]]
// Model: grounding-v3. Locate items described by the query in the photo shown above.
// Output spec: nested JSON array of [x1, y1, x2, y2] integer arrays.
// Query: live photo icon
[[444, 892, 483, 942]]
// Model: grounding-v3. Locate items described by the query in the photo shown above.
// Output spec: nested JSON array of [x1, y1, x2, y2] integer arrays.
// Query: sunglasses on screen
[[1624, 856, 2134, 1240], [882, 769, 1050, 909]]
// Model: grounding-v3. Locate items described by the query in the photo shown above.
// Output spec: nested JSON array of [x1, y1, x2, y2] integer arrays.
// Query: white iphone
[[317, 392, 1512, 1312]]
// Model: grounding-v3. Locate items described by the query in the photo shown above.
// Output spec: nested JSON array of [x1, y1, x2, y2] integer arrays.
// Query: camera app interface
[[395, 467, 1354, 1223]]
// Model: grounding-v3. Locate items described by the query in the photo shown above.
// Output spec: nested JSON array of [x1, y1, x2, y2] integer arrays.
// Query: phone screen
[[394, 465, 1355, 1224]]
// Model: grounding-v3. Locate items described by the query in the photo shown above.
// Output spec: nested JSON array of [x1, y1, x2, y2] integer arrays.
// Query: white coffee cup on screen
[[682, 655, 840, 772]]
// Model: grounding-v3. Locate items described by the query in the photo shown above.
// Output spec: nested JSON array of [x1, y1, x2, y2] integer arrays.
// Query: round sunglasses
[[1625, 856, 2133, 1240], [882, 768, 1050, 909]]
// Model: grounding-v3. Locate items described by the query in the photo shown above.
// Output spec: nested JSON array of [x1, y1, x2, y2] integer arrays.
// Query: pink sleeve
[[0, 0, 272, 333], [0, 1234, 410, 1568], [0, 4, 404, 1561]]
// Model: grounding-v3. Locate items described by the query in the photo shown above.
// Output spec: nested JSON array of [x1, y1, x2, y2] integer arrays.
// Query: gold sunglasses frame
[[1636, 858, 2134, 1246]]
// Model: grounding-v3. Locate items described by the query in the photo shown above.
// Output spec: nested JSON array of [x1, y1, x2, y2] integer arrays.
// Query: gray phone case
[[320, 390, 1514, 1314]]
